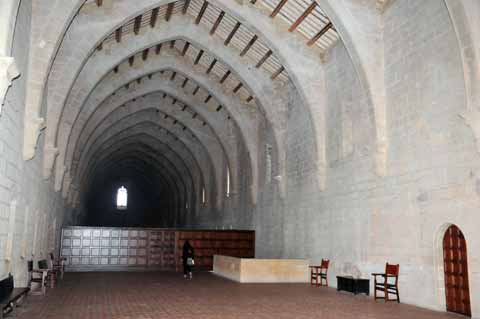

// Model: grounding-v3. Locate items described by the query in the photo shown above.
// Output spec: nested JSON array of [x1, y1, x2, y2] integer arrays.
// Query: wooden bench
[[0, 274, 29, 318]]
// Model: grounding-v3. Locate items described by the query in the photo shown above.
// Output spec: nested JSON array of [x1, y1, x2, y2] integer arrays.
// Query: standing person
[[182, 240, 195, 279]]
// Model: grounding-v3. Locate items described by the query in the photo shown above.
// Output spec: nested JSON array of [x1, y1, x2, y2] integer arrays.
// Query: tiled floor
[[15, 272, 460, 319]]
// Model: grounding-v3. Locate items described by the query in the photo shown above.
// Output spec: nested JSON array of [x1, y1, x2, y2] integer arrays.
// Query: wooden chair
[[309, 259, 329, 287], [28, 261, 48, 296], [28, 259, 55, 295], [372, 263, 400, 302], [49, 253, 66, 280]]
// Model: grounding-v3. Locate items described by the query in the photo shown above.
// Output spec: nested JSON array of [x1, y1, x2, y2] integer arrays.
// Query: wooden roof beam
[[183, 0, 191, 14], [240, 35, 258, 57], [224, 22, 241, 46], [115, 27, 122, 43], [166, 3, 174, 22], [256, 50, 272, 68], [270, 0, 288, 18], [194, 50, 204, 64], [196, 1, 209, 25], [150, 8, 159, 27], [289, 2, 316, 32], [206, 59, 217, 74], [220, 70, 231, 84], [181, 42, 190, 56], [155, 43, 162, 54], [134, 15, 142, 35], [307, 21, 333, 46], [142, 48, 149, 61], [95, 0, 103, 7], [210, 11, 224, 35]]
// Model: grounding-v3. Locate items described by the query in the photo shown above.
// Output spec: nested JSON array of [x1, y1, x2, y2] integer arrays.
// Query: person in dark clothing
[[182, 240, 195, 279]]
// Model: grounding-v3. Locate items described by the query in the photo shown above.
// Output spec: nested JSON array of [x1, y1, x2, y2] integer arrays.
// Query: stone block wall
[[248, 0, 480, 315], [0, 0, 66, 287]]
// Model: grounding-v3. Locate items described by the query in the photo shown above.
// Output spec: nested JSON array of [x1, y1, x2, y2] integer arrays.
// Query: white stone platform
[[213, 255, 309, 283]]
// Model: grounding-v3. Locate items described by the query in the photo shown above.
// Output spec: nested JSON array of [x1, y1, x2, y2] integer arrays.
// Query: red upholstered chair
[[372, 263, 400, 302], [309, 259, 329, 287]]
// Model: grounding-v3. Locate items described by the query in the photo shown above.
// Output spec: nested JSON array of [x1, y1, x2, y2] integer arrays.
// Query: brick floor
[[14, 272, 460, 319]]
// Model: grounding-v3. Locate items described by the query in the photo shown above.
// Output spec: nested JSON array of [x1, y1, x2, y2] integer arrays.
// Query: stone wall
[[251, 0, 480, 315], [0, 0, 66, 287]]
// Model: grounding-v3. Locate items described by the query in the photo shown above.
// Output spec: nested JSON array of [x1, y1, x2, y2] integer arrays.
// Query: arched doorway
[[443, 225, 471, 316]]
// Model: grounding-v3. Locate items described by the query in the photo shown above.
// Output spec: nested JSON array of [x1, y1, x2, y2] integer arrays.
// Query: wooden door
[[443, 225, 471, 317]]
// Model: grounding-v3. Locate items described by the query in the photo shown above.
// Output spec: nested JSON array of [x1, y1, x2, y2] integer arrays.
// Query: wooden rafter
[[256, 50, 272, 68], [170, 71, 177, 81], [210, 11, 224, 35], [195, 1, 209, 25], [181, 42, 190, 56], [220, 70, 231, 84], [271, 66, 285, 80], [204, 95, 212, 103], [128, 56, 135, 66], [142, 48, 149, 61], [183, 0, 191, 14], [270, 0, 288, 18], [193, 86, 200, 95], [155, 43, 162, 54], [95, 0, 103, 7], [307, 21, 332, 46], [194, 50, 204, 64], [233, 82, 243, 93], [289, 2, 316, 32], [115, 27, 122, 43], [240, 35, 258, 57], [150, 8, 159, 27], [166, 3, 174, 21], [170, 40, 176, 49], [134, 15, 142, 35], [182, 78, 189, 88], [206, 59, 217, 74], [224, 22, 241, 46]]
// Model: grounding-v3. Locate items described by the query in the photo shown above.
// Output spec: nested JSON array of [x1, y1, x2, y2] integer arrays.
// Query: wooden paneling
[[61, 227, 254, 272], [443, 225, 471, 317], [176, 230, 255, 271]]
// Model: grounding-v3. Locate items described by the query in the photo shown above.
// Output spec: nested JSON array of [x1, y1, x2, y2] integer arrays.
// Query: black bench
[[0, 274, 29, 318]]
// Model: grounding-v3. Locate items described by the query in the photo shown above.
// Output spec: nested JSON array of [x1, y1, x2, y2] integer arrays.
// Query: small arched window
[[116, 186, 127, 210], [226, 166, 231, 197]]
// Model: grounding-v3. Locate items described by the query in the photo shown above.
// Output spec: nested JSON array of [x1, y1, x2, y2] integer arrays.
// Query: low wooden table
[[336, 276, 369, 295]]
